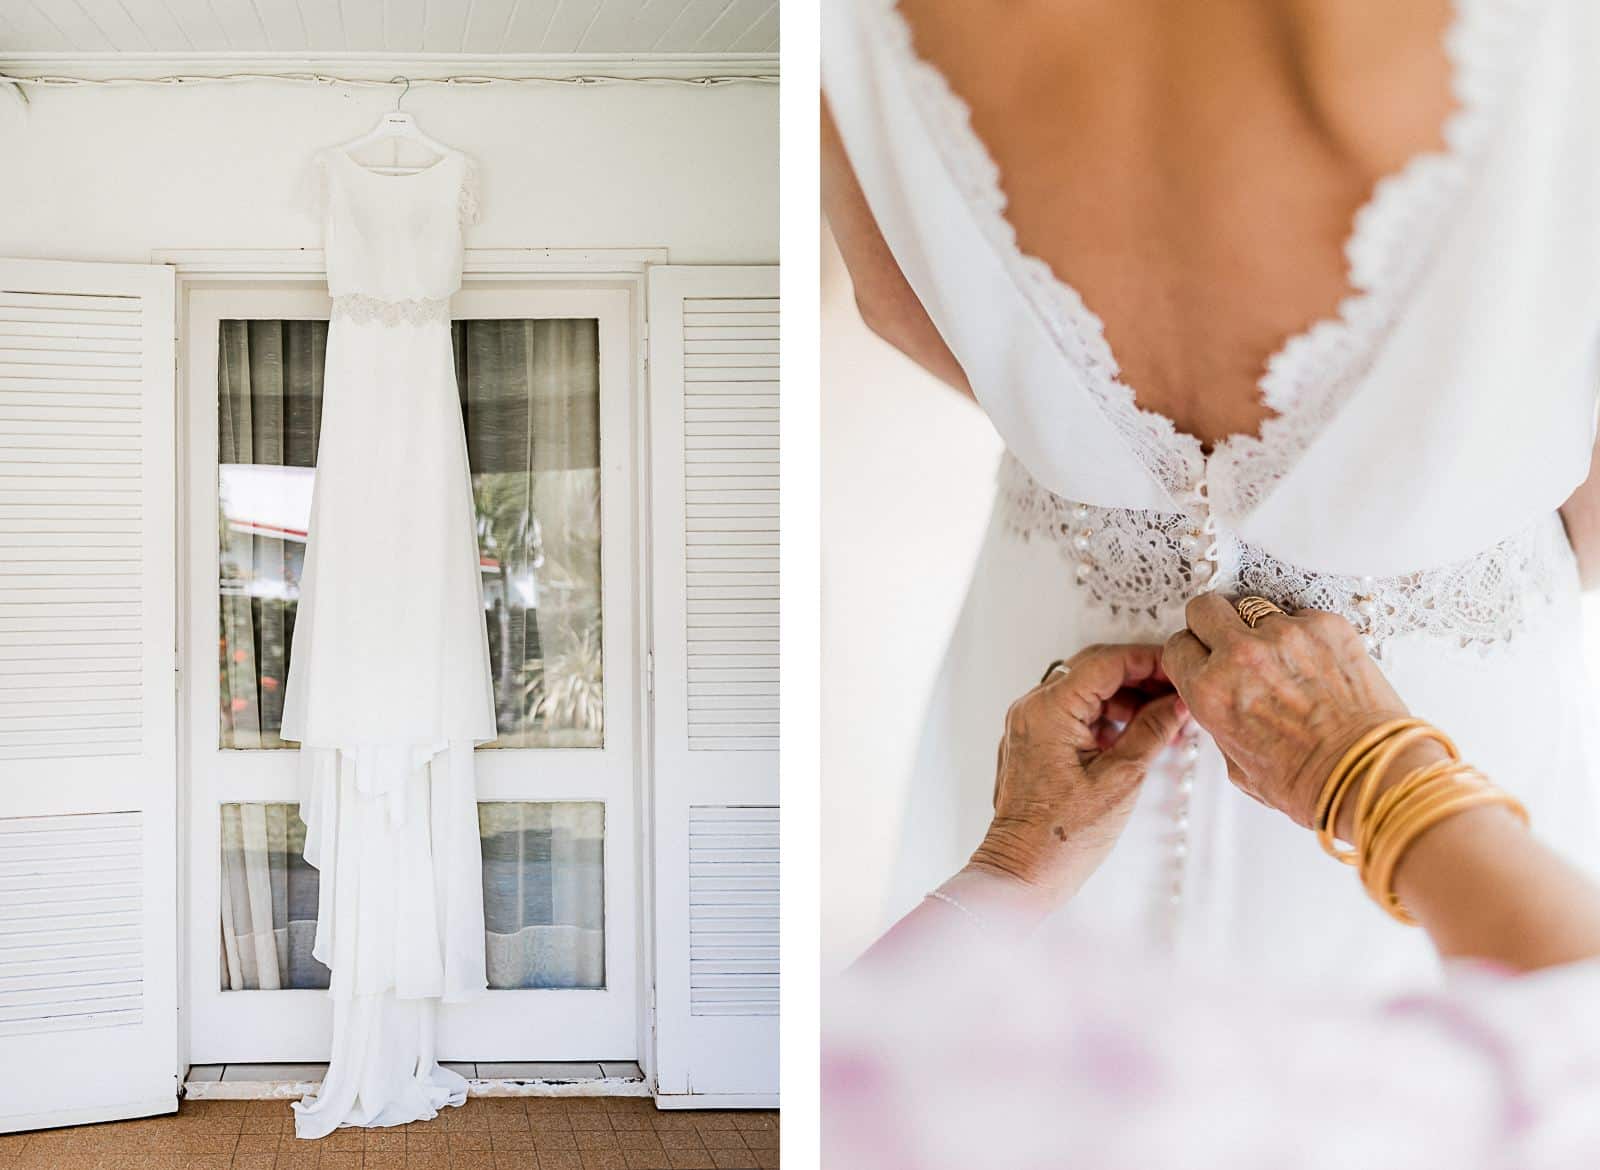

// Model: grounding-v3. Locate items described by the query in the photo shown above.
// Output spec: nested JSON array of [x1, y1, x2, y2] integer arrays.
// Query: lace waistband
[[331, 293, 452, 326], [996, 454, 1571, 656]]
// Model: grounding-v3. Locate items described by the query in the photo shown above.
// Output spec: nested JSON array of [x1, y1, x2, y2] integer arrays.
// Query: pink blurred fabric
[[824, 925, 1600, 1169]]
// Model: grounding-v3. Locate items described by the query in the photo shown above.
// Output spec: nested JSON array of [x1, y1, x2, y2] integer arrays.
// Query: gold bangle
[[1362, 768, 1487, 901], [1314, 718, 1427, 863], [1348, 724, 1458, 858], [1365, 781, 1525, 924], [1359, 758, 1463, 855]]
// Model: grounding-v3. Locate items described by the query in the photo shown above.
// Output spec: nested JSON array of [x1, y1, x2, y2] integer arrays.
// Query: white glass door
[[182, 282, 639, 1063]]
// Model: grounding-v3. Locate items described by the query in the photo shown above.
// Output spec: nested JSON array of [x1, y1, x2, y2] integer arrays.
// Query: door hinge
[[645, 651, 655, 696]]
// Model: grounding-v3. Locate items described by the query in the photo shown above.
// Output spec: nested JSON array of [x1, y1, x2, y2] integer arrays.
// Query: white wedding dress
[[280, 144, 496, 1136], [824, 0, 1600, 983]]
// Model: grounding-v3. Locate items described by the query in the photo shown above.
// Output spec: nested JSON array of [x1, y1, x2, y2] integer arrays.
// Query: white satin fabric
[[823, 0, 1600, 982], [281, 145, 495, 1138]]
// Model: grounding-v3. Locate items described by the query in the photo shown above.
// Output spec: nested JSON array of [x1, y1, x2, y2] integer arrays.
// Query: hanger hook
[[392, 75, 410, 111]]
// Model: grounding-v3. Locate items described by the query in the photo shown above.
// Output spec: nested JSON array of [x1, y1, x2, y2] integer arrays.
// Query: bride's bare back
[[825, 0, 1455, 449]]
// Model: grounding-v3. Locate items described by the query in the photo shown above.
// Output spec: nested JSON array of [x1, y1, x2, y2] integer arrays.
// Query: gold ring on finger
[[1235, 596, 1289, 629]]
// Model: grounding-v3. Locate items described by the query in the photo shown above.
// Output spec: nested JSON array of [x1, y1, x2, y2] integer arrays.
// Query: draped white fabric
[[217, 154, 605, 1132], [281, 149, 493, 1138]]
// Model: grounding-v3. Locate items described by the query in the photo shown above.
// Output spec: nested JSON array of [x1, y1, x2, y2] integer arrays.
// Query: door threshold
[[184, 1062, 650, 1100]]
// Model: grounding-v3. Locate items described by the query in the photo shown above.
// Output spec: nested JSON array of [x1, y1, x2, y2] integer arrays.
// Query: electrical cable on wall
[[0, 69, 776, 108]]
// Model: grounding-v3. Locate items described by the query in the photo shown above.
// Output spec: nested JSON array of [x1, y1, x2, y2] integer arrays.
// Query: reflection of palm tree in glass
[[525, 626, 604, 734], [474, 470, 603, 744], [474, 473, 544, 735]]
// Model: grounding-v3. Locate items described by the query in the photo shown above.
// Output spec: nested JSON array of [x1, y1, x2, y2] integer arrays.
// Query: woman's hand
[[967, 644, 1187, 902], [1160, 595, 1424, 831]]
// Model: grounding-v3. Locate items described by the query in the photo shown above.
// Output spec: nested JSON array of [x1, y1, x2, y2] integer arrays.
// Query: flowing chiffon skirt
[[280, 313, 496, 1138]]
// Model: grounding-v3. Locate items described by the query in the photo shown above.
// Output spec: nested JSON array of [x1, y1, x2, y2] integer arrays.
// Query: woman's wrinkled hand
[[968, 644, 1187, 901], [1161, 595, 1415, 829]]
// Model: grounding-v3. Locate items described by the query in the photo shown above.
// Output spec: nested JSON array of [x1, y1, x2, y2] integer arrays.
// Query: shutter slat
[[682, 295, 780, 751], [0, 293, 142, 314], [0, 275, 157, 769], [687, 806, 778, 1017]]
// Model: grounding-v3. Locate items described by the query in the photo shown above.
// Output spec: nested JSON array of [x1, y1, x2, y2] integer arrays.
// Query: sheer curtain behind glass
[[457, 319, 603, 749], [218, 320, 322, 750], [479, 803, 605, 989], [219, 803, 330, 990], [218, 315, 605, 990]]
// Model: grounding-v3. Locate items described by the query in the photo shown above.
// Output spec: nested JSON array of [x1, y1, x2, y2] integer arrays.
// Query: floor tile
[[0, 1099, 774, 1170], [596, 1065, 643, 1082], [187, 1066, 225, 1084]]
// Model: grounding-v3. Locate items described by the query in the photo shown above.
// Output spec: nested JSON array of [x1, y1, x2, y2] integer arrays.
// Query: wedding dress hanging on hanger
[[280, 100, 495, 1137]]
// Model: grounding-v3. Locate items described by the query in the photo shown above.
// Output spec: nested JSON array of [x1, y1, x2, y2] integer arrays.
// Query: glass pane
[[217, 317, 603, 749], [219, 802, 330, 990], [459, 320, 604, 749], [217, 321, 321, 749], [480, 802, 606, 990], [218, 801, 605, 992]]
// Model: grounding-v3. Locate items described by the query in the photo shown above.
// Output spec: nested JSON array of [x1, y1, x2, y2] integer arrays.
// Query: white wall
[[820, 232, 1001, 969], [0, 79, 775, 262]]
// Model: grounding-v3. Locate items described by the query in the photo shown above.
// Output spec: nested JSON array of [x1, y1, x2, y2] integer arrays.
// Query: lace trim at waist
[[331, 293, 452, 326], [996, 453, 1571, 656]]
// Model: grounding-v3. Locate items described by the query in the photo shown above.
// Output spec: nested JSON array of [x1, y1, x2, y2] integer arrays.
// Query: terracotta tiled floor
[[0, 1096, 779, 1170]]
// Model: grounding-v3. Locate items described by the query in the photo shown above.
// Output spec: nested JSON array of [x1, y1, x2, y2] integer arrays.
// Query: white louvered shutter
[[0, 259, 178, 1132], [647, 267, 778, 1103]]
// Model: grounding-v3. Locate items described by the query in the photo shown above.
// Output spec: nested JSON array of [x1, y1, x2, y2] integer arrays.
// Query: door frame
[[161, 249, 665, 1079]]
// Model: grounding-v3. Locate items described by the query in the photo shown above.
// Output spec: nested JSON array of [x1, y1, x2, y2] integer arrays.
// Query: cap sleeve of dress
[[459, 154, 481, 228]]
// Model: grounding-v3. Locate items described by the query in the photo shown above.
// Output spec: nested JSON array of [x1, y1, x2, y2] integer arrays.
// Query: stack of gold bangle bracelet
[[1313, 718, 1529, 924]]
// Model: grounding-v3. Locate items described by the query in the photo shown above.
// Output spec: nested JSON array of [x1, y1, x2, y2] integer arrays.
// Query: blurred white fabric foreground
[[825, 930, 1600, 1170]]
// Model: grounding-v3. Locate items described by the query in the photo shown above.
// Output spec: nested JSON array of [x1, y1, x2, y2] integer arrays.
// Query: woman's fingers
[[1098, 693, 1187, 775], [1161, 628, 1209, 693], [1048, 644, 1167, 728], [1184, 592, 1250, 648]]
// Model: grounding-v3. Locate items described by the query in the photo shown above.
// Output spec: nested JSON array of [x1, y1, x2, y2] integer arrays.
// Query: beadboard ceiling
[[0, 0, 779, 55]]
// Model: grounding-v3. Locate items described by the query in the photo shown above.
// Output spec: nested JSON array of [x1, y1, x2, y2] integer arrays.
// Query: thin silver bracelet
[[925, 887, 985, 932]]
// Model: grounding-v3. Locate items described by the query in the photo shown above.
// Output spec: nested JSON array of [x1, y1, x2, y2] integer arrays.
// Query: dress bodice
[[309, 147, 479, 311], [824, 0, 1600, 651]]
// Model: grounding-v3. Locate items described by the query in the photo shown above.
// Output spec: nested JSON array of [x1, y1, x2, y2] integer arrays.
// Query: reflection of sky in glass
[[218, 462, 542, 604], [220, 464, 313, 546], [219, 466, 313, 604]]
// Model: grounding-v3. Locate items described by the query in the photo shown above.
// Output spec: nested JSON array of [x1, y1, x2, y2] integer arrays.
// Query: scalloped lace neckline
[[878, 0, 1530, 509]]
